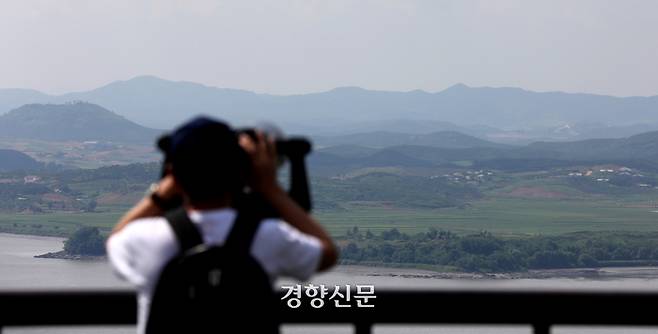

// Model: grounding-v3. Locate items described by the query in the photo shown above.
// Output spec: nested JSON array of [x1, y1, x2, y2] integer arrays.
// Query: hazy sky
[[2, 0, 657, 96]]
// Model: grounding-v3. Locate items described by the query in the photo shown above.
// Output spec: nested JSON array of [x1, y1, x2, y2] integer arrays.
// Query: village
[[438, 170, 495, 185], [563, 165, 658, 188]]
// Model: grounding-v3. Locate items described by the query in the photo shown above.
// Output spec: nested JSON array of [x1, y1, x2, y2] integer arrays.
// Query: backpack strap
[[164, 207, 204, 252], [224, 206, 263, 255]]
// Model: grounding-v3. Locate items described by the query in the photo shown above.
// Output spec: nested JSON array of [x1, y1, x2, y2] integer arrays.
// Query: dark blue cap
[[156, 116, 248, 200], [158, 116, 235, 164]]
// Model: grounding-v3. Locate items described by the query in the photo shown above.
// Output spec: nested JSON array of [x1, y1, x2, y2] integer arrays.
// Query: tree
[[64, 226, 106, 255], [84, 200, 98, 212], [381, 228, 402, 240], [578, 254, 599, 267], [459, 235, 501, 255], [528, 251, 576, 269], [426, 227, 438, 240]]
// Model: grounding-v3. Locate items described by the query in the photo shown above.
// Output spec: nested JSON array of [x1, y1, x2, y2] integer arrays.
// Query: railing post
[[355, 322, 372, 334], [533, 323, 551, 334]]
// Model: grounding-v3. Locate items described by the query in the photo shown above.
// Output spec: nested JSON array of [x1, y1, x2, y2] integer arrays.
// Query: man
[[107, 117, 337, 334]]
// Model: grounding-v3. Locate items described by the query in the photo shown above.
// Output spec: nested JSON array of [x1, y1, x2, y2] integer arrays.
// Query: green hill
[[0, 149, 42, 171], [311, 130, 658, 174], [528, 131, 658, 162], [315, 131, 508, 149], [0, 102, 162, 144]]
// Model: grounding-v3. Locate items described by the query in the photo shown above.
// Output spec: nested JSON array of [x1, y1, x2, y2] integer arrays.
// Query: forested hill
[[0, 102, 162, 144], [527, 131, 658, 162], [311, 130, 658, 174], [0, 149, 42, 171], [314, 131, 508, 149]]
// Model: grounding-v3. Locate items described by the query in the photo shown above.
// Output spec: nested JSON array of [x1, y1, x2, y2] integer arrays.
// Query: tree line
[[339, 227, 658, 272]]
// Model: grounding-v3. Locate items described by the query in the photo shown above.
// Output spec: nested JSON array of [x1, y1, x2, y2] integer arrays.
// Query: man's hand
[[153, 173, 183, 201], [110, 173, 182, 236], [239, 131, 280, 195]]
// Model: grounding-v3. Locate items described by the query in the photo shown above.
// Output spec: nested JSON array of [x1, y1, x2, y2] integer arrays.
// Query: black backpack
[[145, 207, 279, 334]]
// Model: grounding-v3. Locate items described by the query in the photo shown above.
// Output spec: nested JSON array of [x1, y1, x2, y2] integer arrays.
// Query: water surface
[[2, 233, 657, 334]]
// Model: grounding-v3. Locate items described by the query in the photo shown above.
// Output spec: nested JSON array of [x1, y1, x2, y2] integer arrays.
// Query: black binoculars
[[157, 126, 314, 216], [236, 127, 313, 213]]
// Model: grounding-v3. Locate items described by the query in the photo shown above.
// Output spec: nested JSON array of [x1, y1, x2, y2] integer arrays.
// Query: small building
[[23, 176, 40, 183]]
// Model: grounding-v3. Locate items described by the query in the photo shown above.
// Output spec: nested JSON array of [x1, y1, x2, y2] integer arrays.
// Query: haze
[[1, 0, 658, 97]]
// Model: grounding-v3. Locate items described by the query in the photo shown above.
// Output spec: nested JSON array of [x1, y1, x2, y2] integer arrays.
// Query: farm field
[[2, 159, 658, 242], [3, 197, 658, 238], [318, 198, 658, 236], [0, 209, 124, 237]]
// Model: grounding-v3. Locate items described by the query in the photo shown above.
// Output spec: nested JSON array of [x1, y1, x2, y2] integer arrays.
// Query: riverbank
[[34, 250, 106, 261], [0, 232, 106, 261], [334, 264, 658, 281], [5, 232, 658, 281]]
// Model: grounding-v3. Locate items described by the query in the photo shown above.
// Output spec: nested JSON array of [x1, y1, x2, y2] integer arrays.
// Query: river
[[2, 233, 657, 334]]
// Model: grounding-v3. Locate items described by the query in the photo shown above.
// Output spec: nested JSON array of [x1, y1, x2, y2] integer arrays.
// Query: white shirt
[[107, 208, 322, 334]]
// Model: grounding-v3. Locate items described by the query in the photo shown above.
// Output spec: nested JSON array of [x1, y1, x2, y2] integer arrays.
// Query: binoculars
[[157, 125, 314, 216]]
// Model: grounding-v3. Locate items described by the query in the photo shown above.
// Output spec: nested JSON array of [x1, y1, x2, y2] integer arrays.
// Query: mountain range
[[0, 99, 657, 173], [2, 76, 658, 142]]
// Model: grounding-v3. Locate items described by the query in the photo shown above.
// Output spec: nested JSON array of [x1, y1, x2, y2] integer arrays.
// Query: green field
[[318, 198, 658, 236], [0, 209, 123, 236], [3, 198, 658, 238]]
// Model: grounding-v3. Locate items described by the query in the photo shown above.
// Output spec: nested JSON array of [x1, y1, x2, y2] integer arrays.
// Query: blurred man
[[107, 117, 337, 333]]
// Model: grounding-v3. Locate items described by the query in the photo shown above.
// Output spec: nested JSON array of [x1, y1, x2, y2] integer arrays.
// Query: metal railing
[[1, 289, 658, 333]]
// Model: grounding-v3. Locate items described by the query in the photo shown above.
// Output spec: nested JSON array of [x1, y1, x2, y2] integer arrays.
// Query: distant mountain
[[1, 76, 657, 135], [0, 149, 42, 171], [360, 149, 433, 167], [571, 123, 658, 140], [0, 102, 162, 143], [0, 89, 51, 113], [528, 131, 658, 162], [312, 130, 658, 174], [309, 146, 434, 176], [314, 131, 508, 149], [315, 145, 378, 159], [323, 119, 474, 136]]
